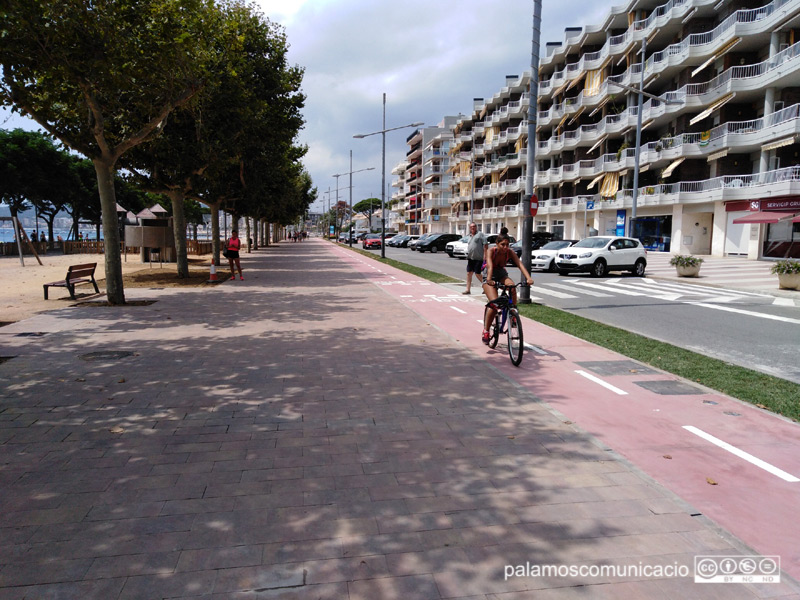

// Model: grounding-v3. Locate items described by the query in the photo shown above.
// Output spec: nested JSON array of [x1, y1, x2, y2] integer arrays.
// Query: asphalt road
[[371, 243, 800, 384]]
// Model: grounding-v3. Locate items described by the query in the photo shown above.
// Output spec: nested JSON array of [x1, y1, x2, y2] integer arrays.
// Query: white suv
[[555, 236, 647, 277]]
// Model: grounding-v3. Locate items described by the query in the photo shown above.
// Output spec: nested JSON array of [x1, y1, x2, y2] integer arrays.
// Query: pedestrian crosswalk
[[527, 277, 778, 305]]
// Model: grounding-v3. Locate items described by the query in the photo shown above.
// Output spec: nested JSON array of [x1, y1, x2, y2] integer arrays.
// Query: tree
[[0, 129, 74, 229], [0, 0, 216, 303], [353, 198, 382, 230], [123, 1, 306, 274]]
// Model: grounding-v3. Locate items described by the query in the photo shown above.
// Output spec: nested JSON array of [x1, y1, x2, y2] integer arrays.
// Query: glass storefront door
[[632, 216, 672, 252]]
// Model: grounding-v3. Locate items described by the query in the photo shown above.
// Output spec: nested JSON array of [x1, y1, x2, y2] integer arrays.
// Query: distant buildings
[[392, 0, 800, 259]]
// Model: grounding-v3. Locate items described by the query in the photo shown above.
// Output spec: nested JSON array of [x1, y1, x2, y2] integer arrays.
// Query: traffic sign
[[586, 200, 595, 210], [530, 194, 539, 217]]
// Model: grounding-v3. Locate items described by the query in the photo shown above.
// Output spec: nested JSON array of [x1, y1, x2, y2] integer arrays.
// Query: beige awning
[[568, 105, 586, 125], [599, 172, 620, 198], [587, 134, 608, 155], [662, 157, 686, 178], [692, 38, 741, 77], [690, 93, 735, 126], [707, 149, 728, 162], [584, 69, 604, 97], [566, 69, 587, 91], [587, 173, 605, 190], [762, 137, 796, 152]]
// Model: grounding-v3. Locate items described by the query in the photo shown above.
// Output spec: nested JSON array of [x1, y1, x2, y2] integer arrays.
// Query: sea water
[[0, 227, 100, 244]]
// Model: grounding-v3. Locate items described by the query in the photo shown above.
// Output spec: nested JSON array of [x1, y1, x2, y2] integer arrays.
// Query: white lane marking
[[530, 287, 578, 299], [575, 370, 628, 395], [602, 281, 683, 301], [641, 278, 772, 298], [689, 302, 800, 325], [683, 426, 800, 483], [525, 343, 548, 355], [773, 298, 795, 307], [450, 306, 467, 314], [546, 283, 613, 297], [572, 281, 650, 297]]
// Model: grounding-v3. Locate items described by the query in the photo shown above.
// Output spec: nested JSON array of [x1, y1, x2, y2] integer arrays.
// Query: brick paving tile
[[0, 240, 797, 599]]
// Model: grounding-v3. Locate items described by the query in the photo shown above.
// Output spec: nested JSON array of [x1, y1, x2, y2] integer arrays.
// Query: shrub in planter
[[771, 259, 800, 290], [770, 259, 800, 275], [669, 255, 704, 268], [669, 254, 703, 277]]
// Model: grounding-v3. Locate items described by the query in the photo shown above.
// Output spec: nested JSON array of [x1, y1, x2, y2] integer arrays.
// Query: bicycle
[[484, 282, 526, 366]]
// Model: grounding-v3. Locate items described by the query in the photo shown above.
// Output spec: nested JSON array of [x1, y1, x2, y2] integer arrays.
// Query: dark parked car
[[398, 234, 419, 248], [511, 232, 555, 258], [416, 233, 461, 253], [408, 233, 433, 250], [387, 234, 408, 247]]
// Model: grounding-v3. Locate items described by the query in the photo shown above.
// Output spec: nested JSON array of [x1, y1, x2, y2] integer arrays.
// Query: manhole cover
[[80, 351, 134, 362], [576, 360, 659, 376], [634, 380, 704, 395]]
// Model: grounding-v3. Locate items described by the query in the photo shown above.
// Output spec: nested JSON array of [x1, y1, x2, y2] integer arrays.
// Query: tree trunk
[[210, 202, 221, 264], [252, 218, 259, 250], [245, 217, 252, 253], [167, 190, 189, 278], [45, 216, 55, 249], [93, 159, 125, 305]]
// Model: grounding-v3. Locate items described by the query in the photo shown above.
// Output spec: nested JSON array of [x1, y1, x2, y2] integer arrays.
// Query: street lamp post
[[519, 0, 543, 304], [333, 156, 375, 247], [354, 93, 423, 258]]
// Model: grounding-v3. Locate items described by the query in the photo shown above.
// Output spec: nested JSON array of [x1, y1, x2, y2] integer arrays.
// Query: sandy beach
[[0, 251, 214, 324]]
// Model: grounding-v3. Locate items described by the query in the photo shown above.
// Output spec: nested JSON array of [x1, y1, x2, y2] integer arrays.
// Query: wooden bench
[[43, 263, 100, 300]]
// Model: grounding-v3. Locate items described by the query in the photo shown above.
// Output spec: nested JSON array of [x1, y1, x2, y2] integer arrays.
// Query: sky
[[1, 0, 613, 216], [253, 0, 611, 215]]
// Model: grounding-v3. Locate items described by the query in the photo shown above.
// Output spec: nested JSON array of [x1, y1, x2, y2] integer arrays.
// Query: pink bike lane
[[330, 243, 800, 583]]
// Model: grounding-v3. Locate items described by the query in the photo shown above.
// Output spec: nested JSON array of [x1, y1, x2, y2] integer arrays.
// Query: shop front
[[729, 199, 800, 259]]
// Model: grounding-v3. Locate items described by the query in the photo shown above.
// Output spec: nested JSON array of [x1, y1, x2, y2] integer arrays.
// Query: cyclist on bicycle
[[482, 233, 533, 344]]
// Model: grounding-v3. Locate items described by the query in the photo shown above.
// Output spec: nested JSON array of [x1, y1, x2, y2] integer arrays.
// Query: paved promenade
[[0, 239, 798, 599]]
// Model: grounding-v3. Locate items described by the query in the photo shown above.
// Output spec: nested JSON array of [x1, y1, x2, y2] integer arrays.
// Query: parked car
[[511, 232, 555, 258], [387, 234, 408, 247], [362, 233, 383, 249], [417, 233, 462, 253], [338, 232, 355, 243], [530, 240, 578, 271], [555, 236, 647, 277], [446, 236, 470, 258], [408, 233, 433, 250], [397, 234, 419, 248]]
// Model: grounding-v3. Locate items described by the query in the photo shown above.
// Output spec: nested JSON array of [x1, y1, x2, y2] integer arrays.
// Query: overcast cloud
[[1, 1, 613, 216], [256, 0, 611, 214]]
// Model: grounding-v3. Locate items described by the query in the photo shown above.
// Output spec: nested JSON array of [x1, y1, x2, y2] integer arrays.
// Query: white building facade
[[394, 0, 800, 259]]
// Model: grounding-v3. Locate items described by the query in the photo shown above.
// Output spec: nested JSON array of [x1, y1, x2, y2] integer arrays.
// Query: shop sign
[[761, 198, 800, 211]]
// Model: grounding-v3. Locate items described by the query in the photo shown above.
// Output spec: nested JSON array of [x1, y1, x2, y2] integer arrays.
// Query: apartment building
[[398, 0, 800, 259], [391, 118, 457, 235]]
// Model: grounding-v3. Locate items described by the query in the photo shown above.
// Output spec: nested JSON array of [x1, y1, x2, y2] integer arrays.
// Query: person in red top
[[225, 229, 244, 281], [481, 232, 533, 344]]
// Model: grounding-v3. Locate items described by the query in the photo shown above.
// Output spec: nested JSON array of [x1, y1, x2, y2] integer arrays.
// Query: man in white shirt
[[463, 222, 488, 295]]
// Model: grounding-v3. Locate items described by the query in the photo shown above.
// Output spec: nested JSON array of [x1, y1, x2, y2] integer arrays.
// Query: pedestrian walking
[[225, 229, 244, 281], [463, 222, 487, 295]]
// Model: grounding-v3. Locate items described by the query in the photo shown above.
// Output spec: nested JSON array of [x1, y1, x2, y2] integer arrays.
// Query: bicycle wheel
[[507, 308, 524, 366], [483, 306, 500, 348]]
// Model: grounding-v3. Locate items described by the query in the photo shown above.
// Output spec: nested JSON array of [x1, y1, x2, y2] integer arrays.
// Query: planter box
[[777, 273, 800, 290], [676, 265, 701, 277]]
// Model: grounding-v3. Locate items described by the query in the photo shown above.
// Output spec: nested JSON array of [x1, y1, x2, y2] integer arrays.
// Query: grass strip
[[335, 240, 800, 421], [516, 303, 799, 422], [344, 244, 461, 284]]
